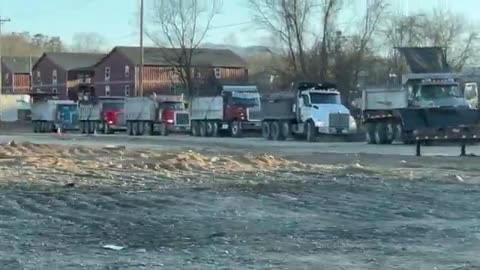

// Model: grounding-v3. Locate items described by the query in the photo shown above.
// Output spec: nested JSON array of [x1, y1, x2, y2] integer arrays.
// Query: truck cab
[[294, 83, 357, 136], [405, 75, 471, 109]]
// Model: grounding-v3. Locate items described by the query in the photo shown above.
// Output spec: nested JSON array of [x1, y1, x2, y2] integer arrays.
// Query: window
[[170, 83, 176, 94], [105, 85, 111, 96], [125, 65, 130, 78], [124, 85, 130, 96], [52, 88, 58, 94], [214, 68, 221, 79], [52, 69, 57, 84], [4, 73, 9, 83], [36, 71, 41, 78], [105, 67, 111, 81]]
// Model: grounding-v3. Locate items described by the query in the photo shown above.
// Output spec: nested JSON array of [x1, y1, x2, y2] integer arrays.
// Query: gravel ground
[[0, 138, 479, 269]]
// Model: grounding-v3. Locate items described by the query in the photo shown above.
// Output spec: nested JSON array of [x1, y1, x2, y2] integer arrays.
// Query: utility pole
[[139, 0, 144, 97], [0, 17, 11, 96]]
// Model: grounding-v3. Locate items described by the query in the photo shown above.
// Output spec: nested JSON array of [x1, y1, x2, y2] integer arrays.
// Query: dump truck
[[78, 95, 126, 134], [362, 47, 480, 148], [261, 82, 357, 142], [190, 85, 262, 137], [31, 93, 78, 133], [125, 94, 190, 136]]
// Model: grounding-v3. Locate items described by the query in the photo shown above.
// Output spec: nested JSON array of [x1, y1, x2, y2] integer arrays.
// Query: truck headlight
[[349, 116, 357, 130]]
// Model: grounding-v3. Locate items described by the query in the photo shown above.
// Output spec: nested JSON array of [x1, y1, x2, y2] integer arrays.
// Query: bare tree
[[146, 0, 222, 97], [71, 32, 108, 53], [248, 0, 315, 79], [318, 0, 342, 81], [351, 0, 387, 87]]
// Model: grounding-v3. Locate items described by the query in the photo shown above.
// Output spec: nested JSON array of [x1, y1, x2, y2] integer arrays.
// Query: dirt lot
[[0, 141, 479, 269]]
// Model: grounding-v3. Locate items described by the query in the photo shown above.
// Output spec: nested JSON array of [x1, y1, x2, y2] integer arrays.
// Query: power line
[[211, 21, 253, 29]]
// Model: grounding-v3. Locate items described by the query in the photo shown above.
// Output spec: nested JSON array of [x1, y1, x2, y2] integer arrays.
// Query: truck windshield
[[159, 102, 185, 110], [419, 85, 461, 100], [231, 92, 260, 108], [309, 93, 341, 104]]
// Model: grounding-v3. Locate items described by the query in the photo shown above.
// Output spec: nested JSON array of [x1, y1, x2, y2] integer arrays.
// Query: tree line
[[146, 0, 479, 102]]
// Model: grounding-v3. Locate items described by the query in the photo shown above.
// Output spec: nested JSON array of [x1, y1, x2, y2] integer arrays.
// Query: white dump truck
[[125, 94, 190, 136], [31, 93, 78, 133], [261, 82, 357, 142]]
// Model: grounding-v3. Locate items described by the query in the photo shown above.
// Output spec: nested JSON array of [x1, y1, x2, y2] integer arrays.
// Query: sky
[[0, 0, 479, 49]]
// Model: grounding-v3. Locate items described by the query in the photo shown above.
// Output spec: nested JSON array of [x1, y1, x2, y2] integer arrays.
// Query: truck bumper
[[241, 121, 262, 131], [318, 126, 356, 135], [168, 125, 190, 133]]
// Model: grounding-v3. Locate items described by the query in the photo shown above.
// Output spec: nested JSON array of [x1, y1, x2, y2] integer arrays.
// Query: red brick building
[[92, 46, 248, 97], [1, 56, 38, 94], [31, 52, 105, 99]]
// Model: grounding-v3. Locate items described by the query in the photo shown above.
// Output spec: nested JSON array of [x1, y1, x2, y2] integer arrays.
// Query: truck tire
[[145, 122, 154, 136], [199, 121, 207, 137], [39, 122, 44, 133], [306, 121, 318, 142], [366, 123, 376, 144], [138, 121, 145, 136], [191, 121, 200, 137], [205, 121, 215, 137], [88, 121, 95, 134], [33, 121, 38, 133], [230, 121, 243, 138], [211, 122, 219, 137], [160, 123, 169, 136], [280, 121, 290, 140], [104, 124, 111, 135], [374, 123, 388, 144], [126, 122, 132, 136], [262, 121, 272, 140], [132, 122, 138, 136], [271, 121, 286, 141]]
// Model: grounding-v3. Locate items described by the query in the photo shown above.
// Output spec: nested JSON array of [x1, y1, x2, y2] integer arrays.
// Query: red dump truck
[[125, 94, 190, 136], [78, 96, 126, 134], [189, 85, 262, 137]]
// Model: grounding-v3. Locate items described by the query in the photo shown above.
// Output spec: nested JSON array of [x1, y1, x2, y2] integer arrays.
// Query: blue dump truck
[[362, 47, 480, 155], [31, 93, 78, 133]]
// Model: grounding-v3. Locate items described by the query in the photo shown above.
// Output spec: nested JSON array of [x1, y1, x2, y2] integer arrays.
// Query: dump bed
[[190, 96, 224, 121], [125, 97, 158, 121], [362, 88, 408, 111], [78, 97, 125, 121], [31, 100, 76, 121], [261, 97, 296, 120]]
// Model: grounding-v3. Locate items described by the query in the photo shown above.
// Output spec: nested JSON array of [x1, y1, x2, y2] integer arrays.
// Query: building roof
[[2, 56, 39, 73], [106, 46, 246, 67], [35, 52, 105, 71]]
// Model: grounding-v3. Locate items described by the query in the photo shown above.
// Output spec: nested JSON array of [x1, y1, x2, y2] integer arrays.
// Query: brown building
[[92, 46, 248, 97], [1, 56, 38, 94], [32, 52, 105, 99]]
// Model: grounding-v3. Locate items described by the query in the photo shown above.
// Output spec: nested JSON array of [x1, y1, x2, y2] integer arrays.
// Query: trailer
[[189, 85, 262, 137], [261, 82, 357, 142], [362, 47, 480, 148], [125, 94, 190, 136], [31, 93, 78, 133], [78, 96, 126, 134]]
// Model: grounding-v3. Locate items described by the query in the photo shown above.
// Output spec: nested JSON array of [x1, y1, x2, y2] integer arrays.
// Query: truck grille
[[175, 112, 190, 126], [329, 113, 350, 128], [116, 112, 126, 125]]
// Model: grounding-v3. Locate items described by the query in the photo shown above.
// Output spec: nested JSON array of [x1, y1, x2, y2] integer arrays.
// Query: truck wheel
[[39, 122, 44, 133], [230, 121, 242, 138], [138, 121, 145, 136], [88, 121, 95, 134], [191, 121, 198, 136], [104, 124, 111, 135], [145, 122, 154, 136], [366, 123, 376, 144], [374, 123, 388, 144], [280, 121, 290, 140], [271, 121, 285, 141], [132, 122, 138, 136], [306, 121, 318, 142], [33, 121, 38, 133], [160, 123, 169, 136], [199, 121, 207, 137], [205, 121, 215, 137], [384, 123, 395, 144], [262, 121, 272, 140], [211, 122, 219, 137], [127, 122, 132, 136]]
